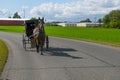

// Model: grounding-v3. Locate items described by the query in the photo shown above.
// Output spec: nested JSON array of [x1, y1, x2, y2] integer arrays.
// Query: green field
[[0, 26, 24, 33], [45, 26, 120, 47], [0, 39, 8, 76], [0, 26, 120, 47]]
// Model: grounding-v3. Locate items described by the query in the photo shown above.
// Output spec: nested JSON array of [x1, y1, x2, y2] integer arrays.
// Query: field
[[0, 39, 8, 75], [0, 26, 120, 47], [0, 26, 24, 33], [45, 26, 120, 47]]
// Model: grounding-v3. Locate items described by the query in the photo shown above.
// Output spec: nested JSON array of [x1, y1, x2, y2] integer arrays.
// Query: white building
[[57, 22, 103, 27], [57, 22, 77, 27], [77, 22, 103, 27]]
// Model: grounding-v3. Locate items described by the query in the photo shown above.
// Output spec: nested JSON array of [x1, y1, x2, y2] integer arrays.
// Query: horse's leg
[[40, 44, 43, 55], [36, 38, 40, 53], [34, 37, 39, 53], [40, 40, 44, 55], [40, 37, 45, 55], [36, 37, 39, 45]]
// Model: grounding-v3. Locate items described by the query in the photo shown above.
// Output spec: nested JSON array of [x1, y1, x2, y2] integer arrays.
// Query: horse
[[33, 17, 45, 55]]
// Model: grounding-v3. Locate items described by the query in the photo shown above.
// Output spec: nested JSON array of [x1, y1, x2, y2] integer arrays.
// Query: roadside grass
[[0, 39, 8, 76], [0, 26, 24, 33], [0, 26, 120, 47]]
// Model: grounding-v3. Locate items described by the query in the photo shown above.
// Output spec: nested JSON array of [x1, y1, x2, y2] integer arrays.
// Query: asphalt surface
[[0, 32, 120, 80]]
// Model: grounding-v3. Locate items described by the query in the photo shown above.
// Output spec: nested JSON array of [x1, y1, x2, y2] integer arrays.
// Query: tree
[[103, 10, 120, 28], [97, 18, 103, 23], [86, 18, 92, 22], [80, 18, 92, 22], [8, 16, 11, 18], [13, 12, 21, 18], [30, 17, 37, 20]]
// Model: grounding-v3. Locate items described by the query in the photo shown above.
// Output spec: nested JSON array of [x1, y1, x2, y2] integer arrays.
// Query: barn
[[0, 18, 29, 26]]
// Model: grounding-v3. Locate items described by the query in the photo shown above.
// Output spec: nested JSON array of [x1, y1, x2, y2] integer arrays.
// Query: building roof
[[0, 18, 29, 21]]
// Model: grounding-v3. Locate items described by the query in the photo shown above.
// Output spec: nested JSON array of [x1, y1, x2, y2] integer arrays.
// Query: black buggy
[[22, 17, 49, 55]]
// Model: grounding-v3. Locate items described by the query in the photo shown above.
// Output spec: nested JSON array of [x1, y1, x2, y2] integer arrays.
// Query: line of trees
[[80, 18, 92, 23], [80, 18, 103, 23]]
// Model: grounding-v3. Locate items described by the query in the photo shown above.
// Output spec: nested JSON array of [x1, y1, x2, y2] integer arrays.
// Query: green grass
[[0, 26, 24, 33], [0, 39, 8, 76], [45, 26, 120, 47], [0, 26, 120, 47]]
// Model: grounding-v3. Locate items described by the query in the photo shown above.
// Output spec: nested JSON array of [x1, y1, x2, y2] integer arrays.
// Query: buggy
[[22, 17, 49, 55]]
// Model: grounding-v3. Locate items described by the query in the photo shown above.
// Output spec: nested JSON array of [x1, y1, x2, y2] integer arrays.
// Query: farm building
[[77, 22, 103, 27], [57, 22, 77, 27], [0, 18, 29, 26], [57, 22, 103, 27]]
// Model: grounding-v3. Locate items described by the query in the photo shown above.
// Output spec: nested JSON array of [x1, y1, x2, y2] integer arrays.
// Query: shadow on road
[[46, 47, 83, 59]]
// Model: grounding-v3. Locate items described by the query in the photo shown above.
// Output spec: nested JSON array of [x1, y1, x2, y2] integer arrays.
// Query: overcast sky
[[0, 0, 120, 22]]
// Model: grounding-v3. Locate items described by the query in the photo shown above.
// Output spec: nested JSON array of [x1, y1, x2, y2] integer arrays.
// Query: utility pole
[[22, 6, 28, 18], [23, 8, 25, 18], [94, 17, 96, 27]]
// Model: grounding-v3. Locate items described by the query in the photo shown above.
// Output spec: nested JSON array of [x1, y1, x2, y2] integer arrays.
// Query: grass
[[0, 26, 120, 47], [0, 39, 8, 76], [44, 26, 120, 47], [0, 26, 24, 33]]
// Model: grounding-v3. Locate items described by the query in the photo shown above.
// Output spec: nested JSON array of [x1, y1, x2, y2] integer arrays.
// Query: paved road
[[0, 32, 120, 80]]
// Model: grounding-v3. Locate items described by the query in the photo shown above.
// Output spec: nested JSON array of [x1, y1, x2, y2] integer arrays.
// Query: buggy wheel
[[22, 34, 27, 50], [46, 35, 49, 50]]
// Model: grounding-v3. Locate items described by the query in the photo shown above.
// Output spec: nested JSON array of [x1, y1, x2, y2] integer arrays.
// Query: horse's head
[[38, 17, 44, 24], [38, 17, 44, 30]]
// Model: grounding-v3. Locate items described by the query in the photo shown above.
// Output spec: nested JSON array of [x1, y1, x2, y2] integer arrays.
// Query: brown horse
[[33, 18, 45, 54]]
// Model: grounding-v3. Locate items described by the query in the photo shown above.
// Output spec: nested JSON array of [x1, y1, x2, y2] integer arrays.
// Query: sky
[[0, 0, 120, 22]]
